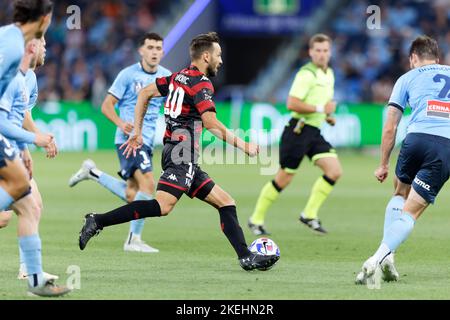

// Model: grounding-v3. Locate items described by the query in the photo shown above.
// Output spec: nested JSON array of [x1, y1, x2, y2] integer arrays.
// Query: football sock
[[95, 170, 127, 202], [0, 186, 14, 211], [19, 234, 44, 287], [250, 181, 281, 225], [383, 195, 405, 239], [375, 213, 415, 263], [95, 199, 161, 228], [218, 205, 250, 259], [19, 245, 25, 270], [303, 175, 335, 219], [382, 213, 415, 252], [129, 191, 153, 237]]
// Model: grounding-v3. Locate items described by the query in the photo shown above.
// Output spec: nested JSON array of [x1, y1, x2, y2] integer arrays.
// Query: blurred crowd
[[2, 0, 449, 105], [278, 0, 450, 103], [0, 0, 164, 107]]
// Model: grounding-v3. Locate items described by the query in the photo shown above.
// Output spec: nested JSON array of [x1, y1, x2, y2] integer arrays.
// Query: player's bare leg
[[0, 158, 30, 202], [124, 171, 159, 253], [300, 156, 342, 234], [248, 168, 294, 235], [124, 176, 138, 203], [17, 179, 59, 281], [0, 159, 33, 229]]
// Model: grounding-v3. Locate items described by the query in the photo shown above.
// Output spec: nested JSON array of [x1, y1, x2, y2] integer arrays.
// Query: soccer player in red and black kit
[[78, 32, 279, 271]]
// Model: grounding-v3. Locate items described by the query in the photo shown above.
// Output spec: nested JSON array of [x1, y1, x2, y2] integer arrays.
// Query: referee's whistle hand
[[325, 101, 337, 114]]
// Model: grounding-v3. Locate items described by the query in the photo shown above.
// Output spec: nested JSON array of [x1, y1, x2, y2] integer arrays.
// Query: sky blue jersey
[[0, 24, 25, 97], [108, 62, 171, 148], [0, 69, 37, 150], [389, 64, 450, 140], [25, 69, 38, 110]]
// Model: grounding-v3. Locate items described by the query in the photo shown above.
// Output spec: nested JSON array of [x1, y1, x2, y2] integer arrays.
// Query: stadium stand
[[274, 0, 450, 103]]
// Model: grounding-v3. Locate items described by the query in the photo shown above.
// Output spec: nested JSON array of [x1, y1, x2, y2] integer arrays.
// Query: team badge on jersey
[[133, 80, 144, 93], [20, 87, 29, 105]]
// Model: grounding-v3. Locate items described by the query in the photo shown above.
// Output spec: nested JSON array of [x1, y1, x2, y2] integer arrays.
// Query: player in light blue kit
[[0, 37, 70, 297], [356, 36, 450, 285], [69, 33, 171, 253], [0, 0, 53, 215]]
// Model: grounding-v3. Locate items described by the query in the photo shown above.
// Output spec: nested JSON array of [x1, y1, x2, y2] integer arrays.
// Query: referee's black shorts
[[279, 118, 337, 173]]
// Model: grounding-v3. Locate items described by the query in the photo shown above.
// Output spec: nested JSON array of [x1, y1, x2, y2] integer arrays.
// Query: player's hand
[[325, 115, 336, 126], [44, 140, 58, 158], [119, 122, 134, 136], [120, 134, 143, 158], [324, 101, 337, 114], [245, 142, 260, 157], [21, 148, 33, 179], [34, 132, 54, 148], [374, 165, 389, 183]]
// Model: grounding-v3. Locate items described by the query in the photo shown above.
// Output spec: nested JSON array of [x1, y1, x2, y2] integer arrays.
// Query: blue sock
[[98, 172, 127, 202], [383, 195, 405, 239], [382, 213, 415, 252], [129, 191, 153, 237], [0, 187, 13, 211], [19, 234, 44, 287], [19, 245, 25, 266]]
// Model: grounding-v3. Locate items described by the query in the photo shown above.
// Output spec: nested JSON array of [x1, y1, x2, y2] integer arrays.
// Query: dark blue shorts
[[0, 134, 17, 168], [115, 144, 153, 180], [395, 133, 450, 204]]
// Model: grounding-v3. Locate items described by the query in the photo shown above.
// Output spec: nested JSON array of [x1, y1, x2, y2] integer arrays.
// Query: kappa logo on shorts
[[414, 177, 431, 191], [426, 100, 450, 119], [167, 174, 178, 182]]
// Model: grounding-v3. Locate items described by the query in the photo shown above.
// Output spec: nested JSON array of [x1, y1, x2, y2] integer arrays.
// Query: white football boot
[[18, 264, 59, 281], [380, 253, 399, 282], [355, 256, 382, 287], [124, 234, 159, 253], [68, 159, 97, 187]]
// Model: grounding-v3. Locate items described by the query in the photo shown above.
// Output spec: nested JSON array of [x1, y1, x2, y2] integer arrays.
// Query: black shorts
[[0, 134, 17, 168], [395, 133, 450, 204], [116, 144, 153, 180], [157, 143, 215, 200], [279, 119, 336, 172]]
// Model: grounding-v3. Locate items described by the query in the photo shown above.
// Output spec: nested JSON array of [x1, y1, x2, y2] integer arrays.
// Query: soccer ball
[[249, 237, 280, 257]]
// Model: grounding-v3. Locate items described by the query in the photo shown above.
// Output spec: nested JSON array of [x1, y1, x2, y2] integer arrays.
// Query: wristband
[[315, 104, 325, 113]]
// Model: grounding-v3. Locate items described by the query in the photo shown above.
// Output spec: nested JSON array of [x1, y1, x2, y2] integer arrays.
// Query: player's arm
[[375, 75, 408, 183], [134, 83, 161, 136], [0, 109, 51, 147], [101, 94, 134, 135], [23, 111, 57, 158], [375, 106, 403, 183], [121, 83, 161, 157], [201, 111, 259, 156]]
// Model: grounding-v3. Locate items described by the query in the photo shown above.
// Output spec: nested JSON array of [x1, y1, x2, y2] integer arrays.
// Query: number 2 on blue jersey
[[433, 74, 450, 98]]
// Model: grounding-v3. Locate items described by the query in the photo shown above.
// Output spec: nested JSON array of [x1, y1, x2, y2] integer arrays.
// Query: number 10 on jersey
[[164, 83, 184, 119]]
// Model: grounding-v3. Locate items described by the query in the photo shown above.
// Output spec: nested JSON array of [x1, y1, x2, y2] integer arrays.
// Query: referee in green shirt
[[249, 34, 343, 235]]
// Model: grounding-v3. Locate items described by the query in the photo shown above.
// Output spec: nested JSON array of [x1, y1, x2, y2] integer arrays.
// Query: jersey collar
[[139, 61, 157, 75], [188, 65, 200, 71]]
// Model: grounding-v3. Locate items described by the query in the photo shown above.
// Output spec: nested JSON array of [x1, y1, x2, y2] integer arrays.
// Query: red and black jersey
[[155, 65, 216, 150]]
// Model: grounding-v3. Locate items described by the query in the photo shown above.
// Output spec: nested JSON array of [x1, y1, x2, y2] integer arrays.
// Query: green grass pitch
[[1, 149, 450, 300]]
